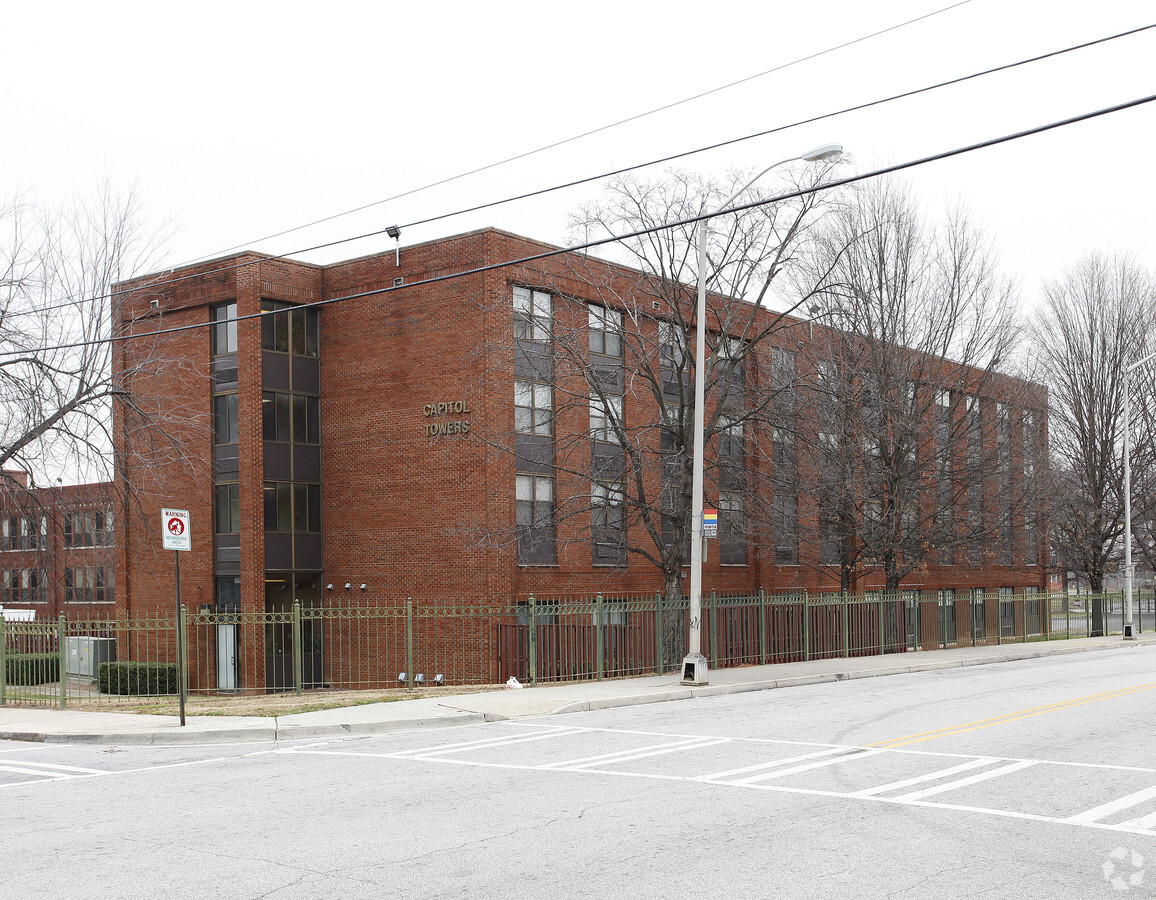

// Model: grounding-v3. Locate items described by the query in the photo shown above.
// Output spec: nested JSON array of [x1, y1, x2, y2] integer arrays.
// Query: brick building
[[0, 470, 117, 620], [109, 228, 1048, 689]]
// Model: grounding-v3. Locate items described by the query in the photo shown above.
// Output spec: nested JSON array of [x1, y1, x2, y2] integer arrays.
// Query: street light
[[1123, 348, 1156, 640], [682, 143, 844, 685]]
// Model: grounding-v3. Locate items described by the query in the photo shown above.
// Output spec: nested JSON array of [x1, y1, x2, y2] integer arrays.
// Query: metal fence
[[2, 589, 1152, 709]]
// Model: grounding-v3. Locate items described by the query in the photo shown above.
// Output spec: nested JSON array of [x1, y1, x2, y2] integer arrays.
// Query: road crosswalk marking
[[323, 723, 1156, 837]]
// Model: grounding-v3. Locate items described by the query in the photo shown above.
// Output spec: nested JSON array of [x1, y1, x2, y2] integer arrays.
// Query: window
[[514, 382, 553, 435], [293, 394, 321, 444], [938, 588, 957, 644], [590, 393, 622, 444], [659, 322, 686, 369], [263, 392, 320, 444], [214, 483, 240, 534], [588, 305, 623, 357], [263, 482, 321, 533], [719, 490, 746, 566], [65, 509, 112, 547], [211, 302, 238, 356], [263, 392, 291, 442], [719, 415, 743, 462], [592, 480, 625, 565], [772, 427, 796, 487], [773, 493, 798, 564], [513, 286, 551, 343], [971, 587, 986, 639], [213, 393, 239, 445], [262, 301, 319, 357], [999, 586, 1015, 636], [3, 569, 44, 603], [65, 566, 113, 604], [516, 474, 555, 565]]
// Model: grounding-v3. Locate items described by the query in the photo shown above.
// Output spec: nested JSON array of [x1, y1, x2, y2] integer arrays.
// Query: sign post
[[162, 509, 191, 726]]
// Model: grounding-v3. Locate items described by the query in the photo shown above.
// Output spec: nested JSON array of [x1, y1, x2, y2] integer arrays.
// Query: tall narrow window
[[516, 474, 555, 565], [211, 302, 238, 356], [590, 393, 622, 444], [588, 305, 623, 357], [592, 480, 626, 565], [214, 483, 240, 534], [513, 286, 552, 343], [719, 490, 746, 565], [514, 382, 553, 435], [213, 393, 239, 445], [774, 493, 798, 564]]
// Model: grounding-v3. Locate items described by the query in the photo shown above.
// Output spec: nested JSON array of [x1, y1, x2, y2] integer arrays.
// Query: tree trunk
[[660, 566, 685, 672]]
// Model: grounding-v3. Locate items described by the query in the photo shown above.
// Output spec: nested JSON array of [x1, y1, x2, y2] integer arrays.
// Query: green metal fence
[[1, 588, 1151, 709]]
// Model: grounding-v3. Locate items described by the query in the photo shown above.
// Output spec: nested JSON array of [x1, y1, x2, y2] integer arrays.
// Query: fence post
[[0, 613, 5, 706], [940, 598, 947, 650], [879, 594, 886, 655], [528, 594, 538, 687], [405, 599, 414, 691], [710, 590, 719, 668], [655, 591, 663, 675], [58, 615, 67, 710], [842, 592, 850, 659], [759, 589, 767, 666], [803, 590, 811, 662], [595, 593, 605, 682], [292, 599, 304, 696]]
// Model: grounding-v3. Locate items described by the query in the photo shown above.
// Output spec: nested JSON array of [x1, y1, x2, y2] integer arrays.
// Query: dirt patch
[[71, 684, 503, 717]]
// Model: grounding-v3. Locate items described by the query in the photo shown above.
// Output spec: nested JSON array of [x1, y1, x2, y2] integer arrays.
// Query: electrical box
[[66, 636, 116, 678]]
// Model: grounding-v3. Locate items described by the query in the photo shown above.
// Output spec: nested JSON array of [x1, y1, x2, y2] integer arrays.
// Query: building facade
[[0, 470, 117, 619], [107, 228, 1049, 688]]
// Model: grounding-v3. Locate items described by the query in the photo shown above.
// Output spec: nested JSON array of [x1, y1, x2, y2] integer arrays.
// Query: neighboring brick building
[[0, 470, 117, 620], [109, 228, 1049, 689]]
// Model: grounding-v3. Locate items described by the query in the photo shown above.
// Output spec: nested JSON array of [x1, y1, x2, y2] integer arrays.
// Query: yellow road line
[[870, 682, 1156, 748]]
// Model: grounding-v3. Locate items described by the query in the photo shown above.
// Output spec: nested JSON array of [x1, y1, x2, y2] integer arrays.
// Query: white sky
[[3, 0, 1154, 309]]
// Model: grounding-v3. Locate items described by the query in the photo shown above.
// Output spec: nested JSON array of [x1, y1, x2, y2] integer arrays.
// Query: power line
[[173, 0, 976, 266], [6, 90, 1153, 360], [8, 22, 1151, 322]]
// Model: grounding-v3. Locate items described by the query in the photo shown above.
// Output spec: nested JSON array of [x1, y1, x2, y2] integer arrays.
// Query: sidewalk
[[2, 634, 1152, 746]]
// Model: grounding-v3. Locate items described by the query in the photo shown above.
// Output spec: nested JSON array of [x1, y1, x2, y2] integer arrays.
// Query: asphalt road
[[2, 647, 1155, 899]]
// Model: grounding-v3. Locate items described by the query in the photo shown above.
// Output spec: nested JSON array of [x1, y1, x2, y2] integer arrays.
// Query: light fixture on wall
[[360, 584, 367, 591], [344, 583, 352, 590], [326, 584, 334, 590]]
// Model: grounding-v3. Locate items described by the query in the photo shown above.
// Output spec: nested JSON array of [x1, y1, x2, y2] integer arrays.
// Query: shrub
[[3, 653, 60, 686], [98, 661, 178, 696]]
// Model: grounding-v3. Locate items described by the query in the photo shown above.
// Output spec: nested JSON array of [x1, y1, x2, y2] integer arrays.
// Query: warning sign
[[162, 508, 191, 551]]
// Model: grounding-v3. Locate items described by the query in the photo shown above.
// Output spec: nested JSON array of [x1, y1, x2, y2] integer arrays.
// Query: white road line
[[547, 738, 731, 771], [388, 727, 588, 759], [698, 746, 851, 782], [732, 748, 886, 786], [0, 761, 105, 778], [0, 765, 74, 779], [892, 760, 1036, 802], [1117, 809, 1156, 831], [850, 757, 1001, 797], [1064, 784, 1156, 826]]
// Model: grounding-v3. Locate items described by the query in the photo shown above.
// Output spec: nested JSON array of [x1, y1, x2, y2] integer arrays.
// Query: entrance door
[[217, 623, 238, 691]]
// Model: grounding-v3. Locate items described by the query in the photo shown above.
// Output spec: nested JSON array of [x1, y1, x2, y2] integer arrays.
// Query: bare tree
[[0, 183, 173, 485], [790, 179, 1028, 594], [0, 184, 192, 613], [1030, 253, 1156, 631], [475, 165, 842, 665]]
